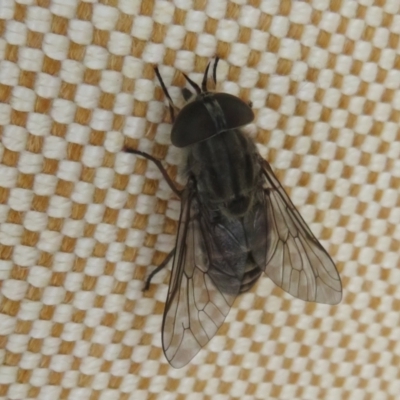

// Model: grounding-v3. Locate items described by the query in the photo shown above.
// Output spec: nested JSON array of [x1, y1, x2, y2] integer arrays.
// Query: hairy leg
[[124, 148, 180, 289], [143, 248, 175, 291], [124, 147, 182, 197]]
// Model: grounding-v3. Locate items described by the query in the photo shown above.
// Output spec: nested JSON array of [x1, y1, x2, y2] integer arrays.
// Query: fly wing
[[162, 184, 247, 368], [260, 159, 342, 305]]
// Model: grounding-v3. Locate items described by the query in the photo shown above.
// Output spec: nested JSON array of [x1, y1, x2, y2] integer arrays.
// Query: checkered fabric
[[1, 0, 400, 399]]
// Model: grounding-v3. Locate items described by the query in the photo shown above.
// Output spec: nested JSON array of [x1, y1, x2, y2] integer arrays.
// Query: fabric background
[[1, 0, 400, 399]]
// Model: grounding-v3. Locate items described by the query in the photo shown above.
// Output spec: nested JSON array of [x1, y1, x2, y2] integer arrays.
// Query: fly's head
[[155, 59, 255, 148]]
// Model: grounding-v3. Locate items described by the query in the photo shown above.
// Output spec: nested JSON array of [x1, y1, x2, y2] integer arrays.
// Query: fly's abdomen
[[239, 254, 263, 293], [187, 129, 260, 216]]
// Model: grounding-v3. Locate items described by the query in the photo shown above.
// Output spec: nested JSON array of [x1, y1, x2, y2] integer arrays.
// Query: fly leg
[[154, 66, 175, 122], [124, 147, 180, 290], [123, 147, 182, 198], [143, 248, 175, 291], [128, 68, 181, 292]]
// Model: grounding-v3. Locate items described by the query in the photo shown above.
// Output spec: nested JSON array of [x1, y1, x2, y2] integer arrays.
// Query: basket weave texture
[[1, 1, 400, 399]]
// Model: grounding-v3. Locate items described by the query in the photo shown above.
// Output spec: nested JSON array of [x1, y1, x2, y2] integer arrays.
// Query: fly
[[125, 58, 342, 368]]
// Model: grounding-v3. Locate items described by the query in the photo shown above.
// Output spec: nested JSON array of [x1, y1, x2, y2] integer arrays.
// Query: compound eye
[[171, 101, 218, 148], [214, 93, 254, 129], [171, 93, 255, 148]]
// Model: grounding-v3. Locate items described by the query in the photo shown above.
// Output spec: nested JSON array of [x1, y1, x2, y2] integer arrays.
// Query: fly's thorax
[[186, 129, 262, 217]]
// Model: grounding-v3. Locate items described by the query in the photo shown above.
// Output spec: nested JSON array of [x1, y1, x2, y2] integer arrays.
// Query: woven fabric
[[1, 0, 400, 399]]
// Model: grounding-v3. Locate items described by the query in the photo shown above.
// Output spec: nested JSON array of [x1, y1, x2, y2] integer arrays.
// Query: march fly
[[125, 58, 342, 368]]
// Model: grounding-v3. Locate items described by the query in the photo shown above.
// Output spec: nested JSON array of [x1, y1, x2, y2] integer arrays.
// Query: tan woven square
[[1, 1, 400, 399]]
